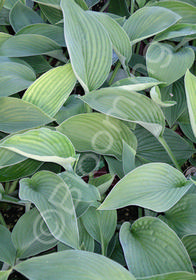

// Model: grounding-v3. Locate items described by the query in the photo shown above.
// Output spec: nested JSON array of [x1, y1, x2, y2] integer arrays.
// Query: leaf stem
[[158, 136, 181, 171], [100, 0, 110, 12], [108, 60, 121, 86], [130, 0, 135, 15]]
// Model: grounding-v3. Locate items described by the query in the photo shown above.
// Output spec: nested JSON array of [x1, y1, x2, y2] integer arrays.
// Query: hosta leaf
[[12, 208, 58, 259], [184, 70, 196, 138], [108, 0, 129, 17], [123, 6, 181, 45], [23, 64, 76, 117], [0, 158, 42, 182], [75, 152, 101, 176], [59, 171, 100, 216], [0, 128, 76, 169], [22, 55, 52, 74], [89, 173, 114, 195], [17, 23, 65, 46], [0, 34, 61, 57], [78, 218, 94, 252], [34, 0, 60, 8], [150, 86, 176, 107], [91, 12, 132, 67], [15, 250, 136, 280], [135, 126, 195, 165], [85, 0, 99, 8], [0, 148, 26, 169], [81, 87, 165, 138], [0, 225, 16, 266], [99, 163, 192, 212], [122, 141, 136, 175], [0, 97, 53, 133], [39, 4, 63, 24], [0, 62, 36, 97], [120, 217, 193, 278], [0, 270, 12, 280], [81, 206, 117, 255], [182, 235, 196, 266], [19, 171, 79, 248], [9, 1, 43, 32], [0, 0, 4, 11], [61, 0, 112, 92], [160, 194, 196, 238], [161, 78, 186, 127], [138, 272, 196, 280], [155, 23, 196, 42], [112, 77, 161, 90], [57, 113, 137, 160], [152, 1, 196, 24], [75, 0, 88, 10], [146, 42, 195, 86]]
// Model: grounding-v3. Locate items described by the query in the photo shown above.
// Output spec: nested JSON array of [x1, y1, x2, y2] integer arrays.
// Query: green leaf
[[81, 206, 117, 255], [155, 23, 196, 41], [89, 173, 115, 196], [122, 141, 136, 175], [9, 1, 43, 33], [75, 0, 88, 10], [61, 0, 112, 92], [39, 4, 63, 24], [104, 155, 125, 178], [0, 148, 26, 169], [150, 86, 176, 107], [78, 218, 94, 251], [120, 217, 193, 278], [15, 250, 136, 280], [22, 55, 52, 74], [182, 235, 196, 266], [0, 0, 5, 11], [12, 207, 58, 259], [81, 87, 165, 138], [34, 0, 60, 8], [59, 171, 101, 217], [75, 152, 101, 176], [112, 77, 161, 90], [0, 33, 61, 57], [161, 78, 186, 127], [123, 6, 181, 45], [0, 270, 12, 280], [184, 70, 196, 138], [17, 23, 65, 46], [0, 97, 53, 133], [146, 43, 195, 86], [19, 171, 79, 248], [99, 163, 192, 212], [108, 0, 129, 17], [138, 272, 196, 280], [91, 12, 132, 68], [151, 1, 196, 24], [160, 194, 196, 238], [0, 61, 36, 97], [23, 64, 76, 118], [0, 158, 42, 182], [57, 113, 137, 160], [135, 126, 195, 166], [0, 128, 76, 169], [0, 225, 16, 266]]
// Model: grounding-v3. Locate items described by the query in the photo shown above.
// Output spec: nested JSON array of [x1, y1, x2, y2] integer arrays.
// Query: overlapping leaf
[[61, 0, 112, 92], [0, 128, 76, 169], [57, 113, 137, 159], [23, 64, 76, 117], [99, 163, 192, 212], [15, 250, 136, 280], [81, 88, 165, 138], [120, 217, 193, 278], [123, 6, 181, 45], [0, 97, 53, 133], [0, 225, 16, 266], [19, 171, 79, 248]]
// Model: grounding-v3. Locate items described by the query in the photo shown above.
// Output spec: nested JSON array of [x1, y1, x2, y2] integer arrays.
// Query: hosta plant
[[0, 0, 196, 279]]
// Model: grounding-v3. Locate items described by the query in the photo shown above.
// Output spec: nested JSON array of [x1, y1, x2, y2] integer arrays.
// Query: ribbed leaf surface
[[0, 97, 53, 133], [120, 217, 193, 278], [19, 171, 79, 248], [61, 0, 112, 92], [184, 70, 196, 137], [57, 113, 137, 159], [146, 43, 195, 86], [81, 88, 165, 138], [15, 250, 136, 280], [123, 6, 180, 44], [0, 128, 75, 169], [139, 272, 196, 280], [99, 163, 192, 212], [0, 225, 16, 266], [23, 64, 76, 117]]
